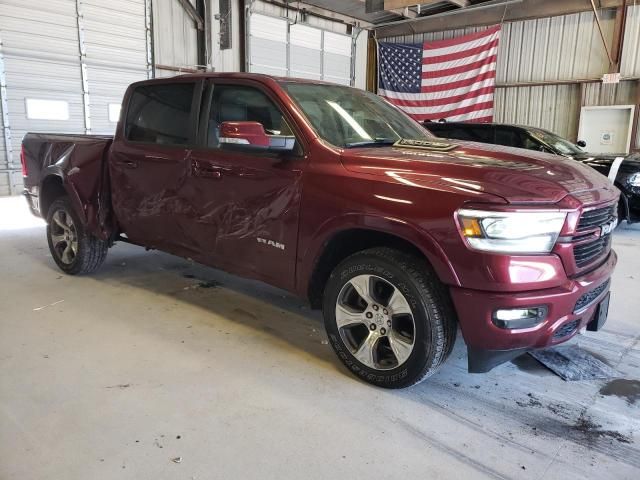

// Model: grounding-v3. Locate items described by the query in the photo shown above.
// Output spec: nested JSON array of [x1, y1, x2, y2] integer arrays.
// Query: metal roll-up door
[[248, 12, 354, 86], [82, 0, 151, 134], [323, 31, 352, 86], [0, 0, 151, 196], [290, 24, 321, 80], [0, 0, 85, 196], [249, 14, 288, 76]]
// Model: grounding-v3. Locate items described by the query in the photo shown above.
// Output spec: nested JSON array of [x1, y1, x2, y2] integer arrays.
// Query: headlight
[[456, 209, 567, 254], [629, 173, 640, 187]]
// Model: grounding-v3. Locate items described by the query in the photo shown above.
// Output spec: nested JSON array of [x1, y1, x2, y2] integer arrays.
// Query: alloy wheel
[[335, 274, 416, 371], [50, 209, 78, 265]]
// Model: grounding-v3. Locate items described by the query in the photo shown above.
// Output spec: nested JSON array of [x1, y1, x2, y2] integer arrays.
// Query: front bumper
[[450, 250, 617, 372]]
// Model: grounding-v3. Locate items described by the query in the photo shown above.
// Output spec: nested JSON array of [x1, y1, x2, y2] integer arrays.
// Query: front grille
[[574, 280, 610, 312], [553, 320, 580, 339], [573, 236, 611, 268], [577, 205, 616, 233]]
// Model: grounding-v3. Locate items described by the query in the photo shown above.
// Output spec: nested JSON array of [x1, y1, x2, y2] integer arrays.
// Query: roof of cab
[[139, 72, 344, 86]]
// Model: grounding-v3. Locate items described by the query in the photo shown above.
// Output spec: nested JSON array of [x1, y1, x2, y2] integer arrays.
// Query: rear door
[[185, 80, 305, 290], [110, 80, 202, 251]]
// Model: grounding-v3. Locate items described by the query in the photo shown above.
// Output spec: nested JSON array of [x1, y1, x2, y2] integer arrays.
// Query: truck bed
[[22, 132, 114, 239]]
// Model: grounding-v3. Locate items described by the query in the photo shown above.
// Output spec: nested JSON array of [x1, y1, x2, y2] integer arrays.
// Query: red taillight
[[20, 145, 28, 177]]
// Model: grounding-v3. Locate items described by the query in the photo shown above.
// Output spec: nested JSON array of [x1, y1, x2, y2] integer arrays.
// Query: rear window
[[125, 83, 195, 145]]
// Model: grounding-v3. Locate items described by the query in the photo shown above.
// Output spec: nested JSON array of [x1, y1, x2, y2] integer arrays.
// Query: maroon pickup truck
[[21, 73, 619, 388]]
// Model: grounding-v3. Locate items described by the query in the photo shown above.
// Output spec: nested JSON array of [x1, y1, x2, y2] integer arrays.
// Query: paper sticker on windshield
[[394, 139, 457, 152]]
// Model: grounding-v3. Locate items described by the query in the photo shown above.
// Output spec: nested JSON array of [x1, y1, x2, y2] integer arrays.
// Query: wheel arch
[[39, 174, 68, 220], [302, 216, 460, 310], [614, 182, 630, 223]]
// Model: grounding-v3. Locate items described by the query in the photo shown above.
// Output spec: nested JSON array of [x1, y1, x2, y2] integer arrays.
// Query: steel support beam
[[144, 0, 154, 78], [0, 34, 15, 195], [76, 0, 91, 134], [376, 0, 634, 38], [176, 0, 204, 30], [384, 0, 468, 9]]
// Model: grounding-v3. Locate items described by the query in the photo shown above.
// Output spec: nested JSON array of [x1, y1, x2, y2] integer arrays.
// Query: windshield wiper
[[345, 138, 397, 148]]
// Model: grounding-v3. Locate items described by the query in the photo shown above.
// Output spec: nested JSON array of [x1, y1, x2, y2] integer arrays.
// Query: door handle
[[144, 154, 171, 161], [115, 159, 138, 169], [192, 159, 223, 179]]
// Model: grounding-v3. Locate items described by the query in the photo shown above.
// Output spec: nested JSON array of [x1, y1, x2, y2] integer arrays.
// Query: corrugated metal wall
[[0, 0, 151, 196], [153, 0, 199, 76], [621, 5, 640, 78], [494, 84, 581, 139], [380, 7, 640, 143]]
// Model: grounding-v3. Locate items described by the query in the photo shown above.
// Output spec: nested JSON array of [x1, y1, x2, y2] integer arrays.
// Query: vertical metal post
[[76, 0, 91, 134], [350, 27, 360, 87], [286, 18, 291, 77], [320, 30, 325, 81], [0, 35, 14, 195], [144, 0, 154, 78], [244, 0, 253, 73]]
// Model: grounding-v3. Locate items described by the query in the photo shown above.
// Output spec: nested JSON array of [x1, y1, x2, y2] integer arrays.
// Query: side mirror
[[577, 140, 587, 148], [219, 121, 295, 152]]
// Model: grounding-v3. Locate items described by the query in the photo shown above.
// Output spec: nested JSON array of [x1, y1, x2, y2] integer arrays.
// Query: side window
[[125, 83, 195, 145], [207, 85, 293, 148], [522, 134, 543, 151], [494, 128, 522, 148], [468, 126, 494, 143]]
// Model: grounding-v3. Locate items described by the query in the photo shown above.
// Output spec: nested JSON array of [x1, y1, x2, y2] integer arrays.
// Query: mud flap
[[467, 347, 528, 373]]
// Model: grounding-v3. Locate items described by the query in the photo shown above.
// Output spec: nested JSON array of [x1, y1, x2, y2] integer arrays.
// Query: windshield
[[281, 83, 432, 148], [529, 128, 583, 156]]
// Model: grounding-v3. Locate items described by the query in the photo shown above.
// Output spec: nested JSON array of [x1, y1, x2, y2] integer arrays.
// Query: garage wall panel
[[583, 81, 637, 107], [323, 31, 352, 85], [290, 24, 321, 80], [0, 0, 83, 194], [249, 1, 356, 86], [494, 84, 581, 140], [153, 0, 199, 71], [621, 5, 640, 78], [249, 14, 288, 76], [82, 0, 150, 134], [0, 0, 151, 195], [384, 9, 615, 84]]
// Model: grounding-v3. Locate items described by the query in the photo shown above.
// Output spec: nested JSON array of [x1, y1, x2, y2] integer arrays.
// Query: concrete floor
[[1, 196, 639, 480]]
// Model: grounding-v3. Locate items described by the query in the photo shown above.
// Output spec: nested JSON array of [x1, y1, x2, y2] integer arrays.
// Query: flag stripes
[[378, 25, 501, 123]]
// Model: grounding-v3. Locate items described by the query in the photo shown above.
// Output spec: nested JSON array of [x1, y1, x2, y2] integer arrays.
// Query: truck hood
[[340, 140, 618, 204]]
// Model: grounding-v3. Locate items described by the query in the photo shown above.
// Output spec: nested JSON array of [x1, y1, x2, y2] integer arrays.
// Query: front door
[[185, 81, 305, 290], [110, 80, 201, 252]]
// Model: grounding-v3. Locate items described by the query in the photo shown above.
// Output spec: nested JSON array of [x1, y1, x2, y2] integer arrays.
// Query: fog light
[[492, 307, 548, 329]]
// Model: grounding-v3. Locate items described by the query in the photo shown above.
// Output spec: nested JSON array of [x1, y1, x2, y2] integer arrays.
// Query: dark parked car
[[20, 74, 619, 388], [425, 121, 640, 224]]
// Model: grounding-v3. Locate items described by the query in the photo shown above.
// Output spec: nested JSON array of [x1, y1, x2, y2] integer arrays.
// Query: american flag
[[378, 26, 501, 123]]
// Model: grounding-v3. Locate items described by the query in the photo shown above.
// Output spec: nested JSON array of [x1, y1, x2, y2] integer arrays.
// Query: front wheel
[[46, 197, 108, 275], [322, 247, 457, 389]]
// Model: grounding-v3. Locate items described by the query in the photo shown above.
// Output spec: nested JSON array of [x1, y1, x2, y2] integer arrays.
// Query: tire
[[46, 197, 108, 275], [322, 247, 457, 389]]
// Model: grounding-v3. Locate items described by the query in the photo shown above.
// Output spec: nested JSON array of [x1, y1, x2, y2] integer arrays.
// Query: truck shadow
[[69, 242, 344, 373]]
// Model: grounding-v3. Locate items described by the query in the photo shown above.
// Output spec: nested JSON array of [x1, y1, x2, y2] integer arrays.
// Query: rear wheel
[[46, 197, 108, 275], [322, 247, 457, 389]]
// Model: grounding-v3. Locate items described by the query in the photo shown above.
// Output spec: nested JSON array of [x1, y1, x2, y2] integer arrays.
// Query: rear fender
[[39, 140, 113, 239]]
